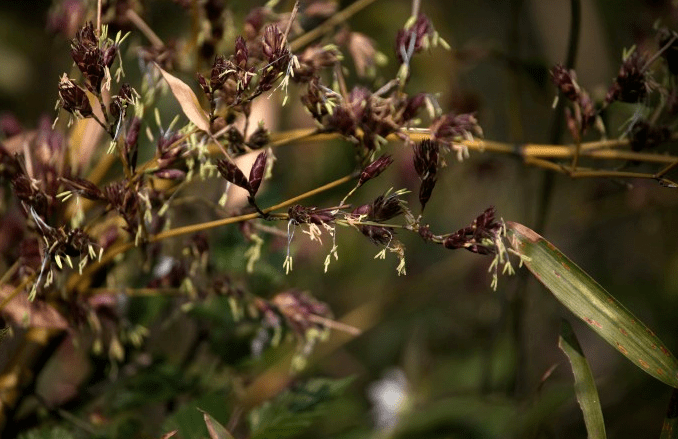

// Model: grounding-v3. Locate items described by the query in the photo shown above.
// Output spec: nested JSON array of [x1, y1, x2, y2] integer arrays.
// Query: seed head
[[247, 123, 270, 149], [216, 158, 251, 192], [430, 112, 482, 143], [443, 207, 501, 255], [606, 50, 651, 104], [58, 75, 93, 118], [395, 14, 433, 64], [70, 22, 116, 92], [248, 151, 268, 196], [358, 154, 393, 187], [551, 64, 580, 102], [60, 176, 106, 201]]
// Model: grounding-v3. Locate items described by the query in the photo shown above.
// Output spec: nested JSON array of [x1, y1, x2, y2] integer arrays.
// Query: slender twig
[[411, 0, 421, 17], [86, 287, 184, 296], [258, 128, 678, 167], [60, 126, 678, 226], [268, 127, 321, 147], [524, 157, 677, 185], [281, 1, 300, 48], [570, 169, 675, 184], [570, 138, 582, 172], [96, 0, 102, 36], [537, 0, 581, 235], [0, 261, 19, 288], [643, 34, 678, 72], [0, 276, 33, 312], [67, 173, 354, 293], [125, 9, 164, 49], [655, 159, 678, 178], [34, 393, 97, 435], [289, 0, 379, 52]]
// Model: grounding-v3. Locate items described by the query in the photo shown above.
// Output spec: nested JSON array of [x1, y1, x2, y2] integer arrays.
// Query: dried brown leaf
[[348, 32, 377, 77], [1, 286, 69, 330], [155, 63, 210, 132]]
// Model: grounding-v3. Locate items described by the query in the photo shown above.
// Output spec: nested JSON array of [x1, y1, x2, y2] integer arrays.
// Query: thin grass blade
[[559, 319, 606, 439], [661, 389, 678, 439]]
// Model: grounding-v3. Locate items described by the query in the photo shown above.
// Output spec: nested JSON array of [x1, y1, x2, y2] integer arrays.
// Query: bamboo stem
[[289, 0, 379, 52]]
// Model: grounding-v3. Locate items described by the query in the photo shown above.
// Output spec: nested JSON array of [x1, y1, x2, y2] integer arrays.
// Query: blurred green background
[[2, 0, 678, 438]]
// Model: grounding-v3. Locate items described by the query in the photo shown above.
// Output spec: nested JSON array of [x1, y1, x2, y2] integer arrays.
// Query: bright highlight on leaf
[[506, 221, 678, 388]]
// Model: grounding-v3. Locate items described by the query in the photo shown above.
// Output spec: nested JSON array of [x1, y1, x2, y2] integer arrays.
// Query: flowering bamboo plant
[[1, 0, 678, 437]]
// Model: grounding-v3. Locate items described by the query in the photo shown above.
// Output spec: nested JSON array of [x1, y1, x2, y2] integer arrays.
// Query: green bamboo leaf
[[506, 221, 678, 388], [558, 319, 606, 439], [660, 389, 678, 439]]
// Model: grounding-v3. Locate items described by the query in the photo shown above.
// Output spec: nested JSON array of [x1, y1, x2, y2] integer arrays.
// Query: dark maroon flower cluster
[[430, 113, 482, 144], [605, 50, 652, 104], [7, 118, 69, 219], [156, 132, 187, 170], [288, 205, 337, 226], [308, 86, 426, 153], [58, 75, 93, 118], [198, 37, 256, 115], [395, 14, 433, 64], [352, 192, 405, 246], [109, 82, 137, 123], [292, 45, 342, 83], [551, 63, 580, 102], [550, 64, 597, 139], [26, 208, 100, 295], [59, 177, 106, 201], [443, 207, 501, 255], [124, 116, 141, 173], [70, 22, 117, 93], [40, 225, 99, 268], [216, 151, 268, 211], [358, 154, 394, 187], [413, 139, 440, 211], [58, 22, 139, 139], [104, 180, 142, 234]]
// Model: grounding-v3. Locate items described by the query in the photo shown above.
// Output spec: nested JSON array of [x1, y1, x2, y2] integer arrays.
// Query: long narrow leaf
[[506, 221, 678, 388], [559, 319, 606, 439], [661, 389, 678, 439]]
